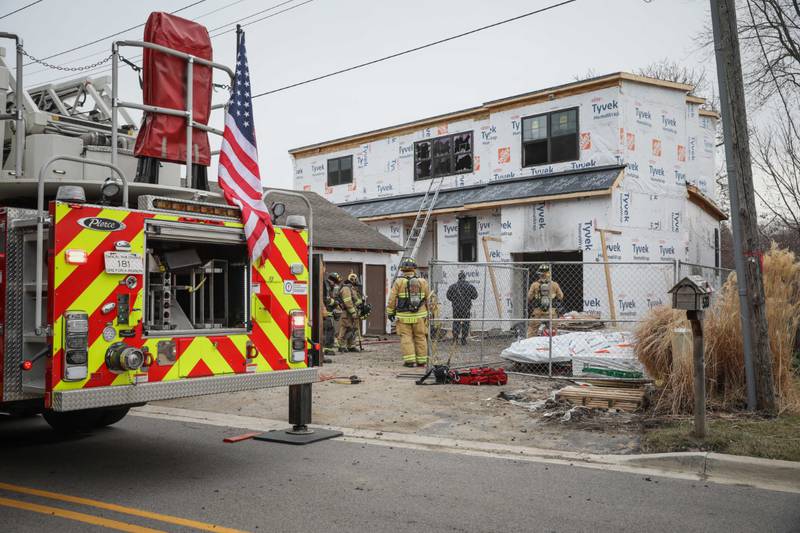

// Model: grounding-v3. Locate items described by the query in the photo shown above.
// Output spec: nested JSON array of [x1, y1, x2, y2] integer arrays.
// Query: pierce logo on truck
[[78, 217, 126, 231]]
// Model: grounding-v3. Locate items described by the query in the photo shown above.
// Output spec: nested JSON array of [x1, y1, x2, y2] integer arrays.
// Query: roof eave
[[687, 184, 728, 221]]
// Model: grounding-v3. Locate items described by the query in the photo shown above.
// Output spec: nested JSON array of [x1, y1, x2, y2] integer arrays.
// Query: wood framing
[[687, 184, 727, 221], [699, 108, 720, 119]]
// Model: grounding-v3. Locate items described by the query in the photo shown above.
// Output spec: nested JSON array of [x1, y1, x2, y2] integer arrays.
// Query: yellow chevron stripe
[[53, 228, 146, 391], [178, 336, 235, 377], [272, 232, 305, 273], [54, 207, 131, 289]]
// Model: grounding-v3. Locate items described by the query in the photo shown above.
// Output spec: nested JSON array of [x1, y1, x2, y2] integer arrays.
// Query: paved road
[[1, 413, 798, 533]]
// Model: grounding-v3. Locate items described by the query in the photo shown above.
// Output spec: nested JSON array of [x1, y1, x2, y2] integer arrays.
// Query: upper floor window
[[414, 131, 473, 181], [521, 108, 579, 167], [327, 155, 353, 186]]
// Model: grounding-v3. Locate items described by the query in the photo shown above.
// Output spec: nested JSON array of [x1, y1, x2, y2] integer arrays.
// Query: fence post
[[480, 263, 488, 366], [548, 261, 553, 377]]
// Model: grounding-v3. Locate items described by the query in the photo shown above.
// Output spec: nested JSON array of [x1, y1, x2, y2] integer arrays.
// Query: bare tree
[[753, 115, 800, 232], [738, 1, 800, 236], [739, 0, 800, 104], [637, 58, 712, 98]]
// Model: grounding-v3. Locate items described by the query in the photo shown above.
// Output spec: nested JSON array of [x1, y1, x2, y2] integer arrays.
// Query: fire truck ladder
[[391, 176, 443, 284]]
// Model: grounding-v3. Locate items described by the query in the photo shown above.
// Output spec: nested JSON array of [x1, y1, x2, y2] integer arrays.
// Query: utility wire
[[35, 0, 315, 86], [251, 0, 578, 98], [0, 0, 43, 21], [26, 0, 250, 76], [207, 0, 297, 33], [211, 0, 314, 36], [22, 0, 207, 66]]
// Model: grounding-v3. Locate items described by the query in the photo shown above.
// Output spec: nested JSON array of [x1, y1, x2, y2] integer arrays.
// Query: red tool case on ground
[[134, 12, 213, 166]]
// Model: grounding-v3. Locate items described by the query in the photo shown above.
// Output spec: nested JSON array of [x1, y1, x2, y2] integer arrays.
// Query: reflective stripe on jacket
[[387, 272, 429, 323]]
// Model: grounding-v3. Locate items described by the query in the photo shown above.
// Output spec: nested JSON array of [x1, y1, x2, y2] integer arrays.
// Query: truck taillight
[[289, 310, 306, 363], [63, 311, 89, 381]]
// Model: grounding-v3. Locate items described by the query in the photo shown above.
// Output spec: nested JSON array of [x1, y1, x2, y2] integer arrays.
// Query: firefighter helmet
[[347, 272, 360, 284], [328, 272, 342, 283], [399, 257, 417, 271], [537, 264, 551, 275]]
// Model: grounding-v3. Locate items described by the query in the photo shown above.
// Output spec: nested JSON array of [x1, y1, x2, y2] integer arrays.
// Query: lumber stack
[[555, 385, 645, 411]]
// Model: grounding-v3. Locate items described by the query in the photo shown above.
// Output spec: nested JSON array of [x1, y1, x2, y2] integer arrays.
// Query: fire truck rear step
[[50, 368, 318, 412]]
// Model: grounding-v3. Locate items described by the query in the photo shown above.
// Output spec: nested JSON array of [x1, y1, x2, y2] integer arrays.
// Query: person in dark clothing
[[446, 271, 478, 344], [323, 272, 342, 356]]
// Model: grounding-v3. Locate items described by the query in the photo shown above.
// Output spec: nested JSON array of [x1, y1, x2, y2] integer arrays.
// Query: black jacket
[[446, 279, 478, 318]]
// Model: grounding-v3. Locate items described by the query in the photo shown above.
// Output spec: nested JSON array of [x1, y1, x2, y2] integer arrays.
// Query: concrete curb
[[133, 405, 800, 493]]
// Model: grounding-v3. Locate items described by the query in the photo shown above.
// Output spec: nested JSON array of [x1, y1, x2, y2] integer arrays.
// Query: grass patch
[[642, 415, 800, 462]]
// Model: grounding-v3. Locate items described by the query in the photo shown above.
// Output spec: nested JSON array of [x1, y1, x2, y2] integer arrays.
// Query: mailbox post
[[669, 276, 713, 438]]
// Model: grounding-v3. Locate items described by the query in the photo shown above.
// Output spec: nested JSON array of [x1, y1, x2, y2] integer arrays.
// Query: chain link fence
[[676, 261, 733, 298], [428, 260, 728, 377]]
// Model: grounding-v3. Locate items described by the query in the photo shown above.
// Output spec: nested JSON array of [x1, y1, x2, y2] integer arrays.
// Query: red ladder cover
[[134, 12, 213, 166]]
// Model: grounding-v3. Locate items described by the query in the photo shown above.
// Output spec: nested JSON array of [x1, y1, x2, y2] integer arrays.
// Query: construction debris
[[555, 385, 645, 411], [558, 312, 605, 331]]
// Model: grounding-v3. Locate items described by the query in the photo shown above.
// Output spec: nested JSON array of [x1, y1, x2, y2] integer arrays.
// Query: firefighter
[[323, 272, 342, 356], [387, 258, 430, 367], [526, 264, 564, 337], [337, 272, 363, 352]]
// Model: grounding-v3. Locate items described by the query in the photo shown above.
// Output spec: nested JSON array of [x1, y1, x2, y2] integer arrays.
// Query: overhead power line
[[207, 0, 297, 33], [22, 0, 207, 66], [251, 0, 578, 98], [26, 0, 250, 76], [210, 0, 314, 36], [35, 0, 316, 86], [0, 0, 43, 21]]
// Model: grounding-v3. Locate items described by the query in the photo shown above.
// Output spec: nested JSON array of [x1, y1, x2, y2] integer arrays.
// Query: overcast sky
[[2, 0, 713, 189]]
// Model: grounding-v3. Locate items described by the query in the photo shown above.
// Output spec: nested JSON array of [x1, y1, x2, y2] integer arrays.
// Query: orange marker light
[[64, 249, 88, 265], [21, 360, 33, 371]]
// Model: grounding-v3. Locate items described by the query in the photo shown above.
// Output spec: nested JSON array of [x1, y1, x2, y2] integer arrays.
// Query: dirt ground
[[158, 336, 644, 455]]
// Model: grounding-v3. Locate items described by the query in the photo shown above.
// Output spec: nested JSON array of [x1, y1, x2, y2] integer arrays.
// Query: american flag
[[218, 29, 274, 264]]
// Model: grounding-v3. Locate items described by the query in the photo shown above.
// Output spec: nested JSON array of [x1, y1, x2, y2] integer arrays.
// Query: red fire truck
[[0, 15, 320, 432]]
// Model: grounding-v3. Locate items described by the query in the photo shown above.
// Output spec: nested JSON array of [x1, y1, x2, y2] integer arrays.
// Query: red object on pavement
[[134, 12, 213, 166], [223, 432, 262, 443]]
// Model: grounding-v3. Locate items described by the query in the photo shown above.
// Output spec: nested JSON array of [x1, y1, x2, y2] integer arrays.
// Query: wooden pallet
[[556, 385, 645, 411]]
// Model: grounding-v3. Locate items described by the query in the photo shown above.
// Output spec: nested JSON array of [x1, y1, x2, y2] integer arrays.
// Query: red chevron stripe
[[249, 320, 290, 371], [53, 212, 146, 318], [260, 249, 306, 310], [267, 237, 296, 281], [187, 359, 214, 378], [253, 270, 291, 335], [54, 205, 104, 255], [210, 336, 245, 373], [282, 228, 309, 268], [147, 337, 194, 383]]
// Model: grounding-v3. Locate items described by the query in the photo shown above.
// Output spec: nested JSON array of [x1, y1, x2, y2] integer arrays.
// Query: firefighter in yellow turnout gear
[[526, 264, 564, 337], [337, 273, 363, 352], [387, 258, 430, 367]]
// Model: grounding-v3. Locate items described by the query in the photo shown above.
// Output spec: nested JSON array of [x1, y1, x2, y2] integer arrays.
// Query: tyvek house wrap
[[293, 86, 625, 205]]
